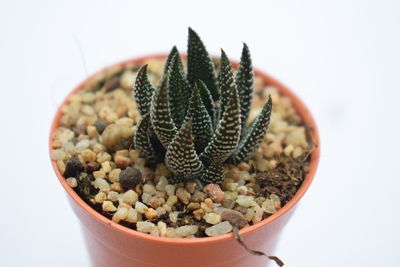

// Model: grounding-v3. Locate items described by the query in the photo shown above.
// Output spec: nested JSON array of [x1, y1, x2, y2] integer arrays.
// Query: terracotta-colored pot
[[49, 54, 320, 267]]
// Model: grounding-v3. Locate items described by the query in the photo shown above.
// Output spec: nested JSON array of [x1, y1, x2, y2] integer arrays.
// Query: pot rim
[[49, 53, 320, 245]]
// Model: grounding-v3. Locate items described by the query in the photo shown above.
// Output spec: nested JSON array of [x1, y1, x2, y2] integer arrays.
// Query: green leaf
[[187, 27, 219, 101], [218, 49, 236, 115], [164, 46, 179, 74], [200, 85, 241, 165], [168, 53, 192, 128], [230, 96, 272, 164], [196, 80, 214, 122], [150, 76, 177, 148], [200, 161, 225, 184], [134, 113, 160, 163], [186, 83, 213, 154], [165, 120, 204, 180], [133, 65, 155, 116], [236, 43, 254, 132]]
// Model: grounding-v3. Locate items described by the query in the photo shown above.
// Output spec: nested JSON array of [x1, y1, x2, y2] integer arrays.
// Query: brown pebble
[[187, 202, 201, 211], [94, 119, 108, 134], [204, 198, 214, 208], [144, 208, 158, 219], [74, 124, 87, 136], [149, 196, 165, 209], [204, 184, 225, 203], [176, 188, 191, 204], [222, 199, 235, 209], [103, 76, 120, 92], [193, 209, 205, 220], [119, 167, 142, 190], [86, 161, 100, 173], [221, 209, 247, 229], [64, 157, 84, 177], [191, 191, 206, 203], [235, 206, 248, 215], [185, 182, 197, 194], [238, 162, 251, 172], [225, 167, 240, 181], [115, 155, 131, 169]]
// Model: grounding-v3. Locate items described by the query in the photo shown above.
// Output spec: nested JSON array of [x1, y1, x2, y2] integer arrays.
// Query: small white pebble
[[175, 225, 198, 237], [107, 191, 119, 202], [205, 221, 233, 237], [136, 221, 156, 233], [165, 227, 177, 238], [52, 149, 66, 161], [203, 213, 222, 225], [292, 147, 303, 158], [143, 184, 157, 196], [262, 199, 277, 214], [237, 185, 248, 195], [93, 170, 106, 179], [166, 195, 178, 207], [165, 184, 176, 196], [126, 208, 141, 223], [157, 221, 167, 237], [108, 168, 121, 183], [121, 190, 138, 206], [94, 192, 107, 203], [245, 207, 256, 221], [112, 207, 128, 223], [135, 201, 148, 214], [252, 205, 264, 223], [141, 193, 152, 204], [155, 176, 168, 192], [66, 177, 78, 188], [93, 178, 110, 191], [74, 139, 90, 153], [236, 195, 257, 208], [169, 211, 179, 223], [102, 201, 117, 212], [285, 127, 308, 148], [283, 144, 294, 156], [97, 152, 112, 163], [87, 125, 98, 138], [155, 207, 166, 216], [101, 161, 112, 173]]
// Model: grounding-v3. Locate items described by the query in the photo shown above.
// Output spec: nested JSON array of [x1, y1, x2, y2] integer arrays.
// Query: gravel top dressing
[[51, 57, 311, 238]]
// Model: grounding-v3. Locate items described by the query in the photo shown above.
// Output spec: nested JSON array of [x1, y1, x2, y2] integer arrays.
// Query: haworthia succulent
[[201, 160, 224, 184], [200, 86, 241, 166], [236, 43, 254, 132], [150, 76, 177, 148], [133, 65, 155, 116], [218, 49, 236, 115], [134, 113, 159, 163], [168, 53, 191, 128], [230, 96, 273, 164], [186, 84, 213, 154], [164, 46, 179, 73], [165, 120, 204, 179], [187, 27, 219, 101], [132, 28, 274, 185]]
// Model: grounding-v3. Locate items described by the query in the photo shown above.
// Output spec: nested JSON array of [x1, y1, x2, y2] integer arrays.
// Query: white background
[[0, 0, 399, 266]]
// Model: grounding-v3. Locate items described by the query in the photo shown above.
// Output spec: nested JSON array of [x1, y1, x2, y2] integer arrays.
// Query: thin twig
[[233, 225, 284, 266]]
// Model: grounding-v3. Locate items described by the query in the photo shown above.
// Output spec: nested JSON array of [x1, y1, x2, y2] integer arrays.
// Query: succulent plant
[[133, 28, 272, 185]]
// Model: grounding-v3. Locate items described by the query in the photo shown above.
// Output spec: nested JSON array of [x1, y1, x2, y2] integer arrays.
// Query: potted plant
[[50, 28, 319, 267]]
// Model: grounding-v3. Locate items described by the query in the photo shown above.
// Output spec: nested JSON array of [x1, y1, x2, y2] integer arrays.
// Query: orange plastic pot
[[50, 54, 320, 267]]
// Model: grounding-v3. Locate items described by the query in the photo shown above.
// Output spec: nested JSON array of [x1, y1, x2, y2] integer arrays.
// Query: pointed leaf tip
[[133, 65, 155, 116], [187, 28, 219, 101]]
